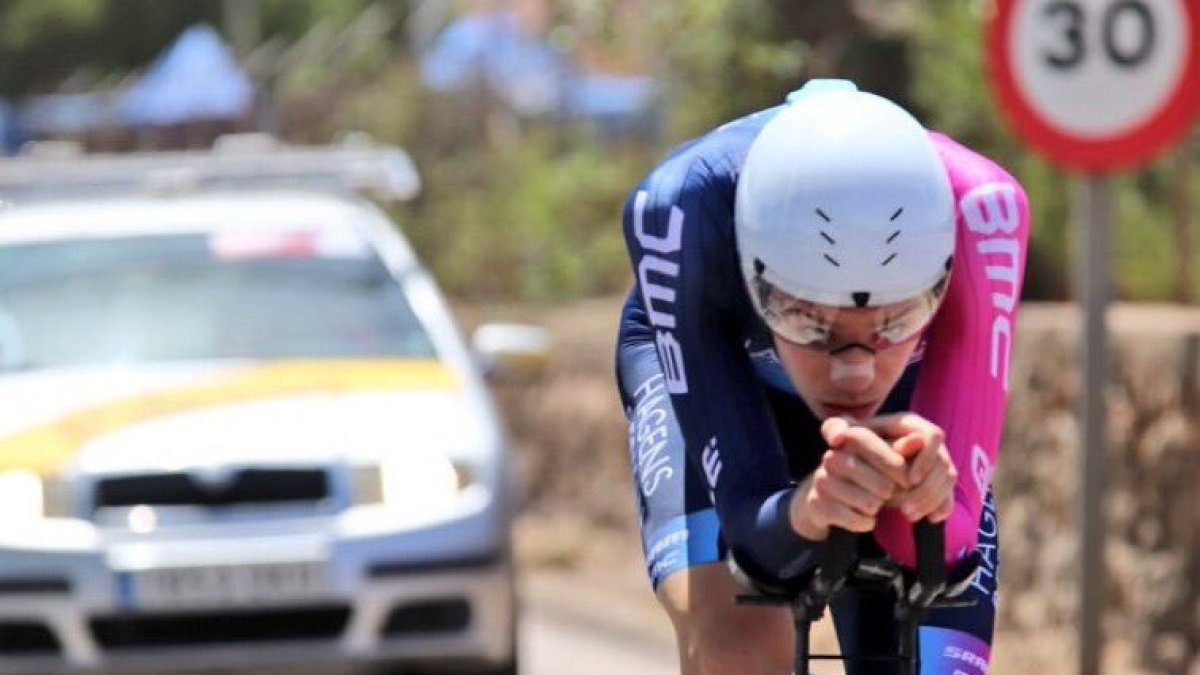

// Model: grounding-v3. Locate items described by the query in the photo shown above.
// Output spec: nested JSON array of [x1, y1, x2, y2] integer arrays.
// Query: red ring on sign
[[986, 0, 1200, 174]]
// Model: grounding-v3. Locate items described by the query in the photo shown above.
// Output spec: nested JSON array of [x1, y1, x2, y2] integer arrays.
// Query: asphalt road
[[518, 569, 843, 675], [521, 608, 677, 675]]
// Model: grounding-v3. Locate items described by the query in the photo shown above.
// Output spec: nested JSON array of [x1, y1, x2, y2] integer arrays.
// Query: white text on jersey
[[960, 183, 1022, 392], [634, 189, 689, 393]]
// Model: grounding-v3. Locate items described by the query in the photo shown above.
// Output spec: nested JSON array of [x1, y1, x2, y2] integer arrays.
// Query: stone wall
[[998, 305, 1200, 673]]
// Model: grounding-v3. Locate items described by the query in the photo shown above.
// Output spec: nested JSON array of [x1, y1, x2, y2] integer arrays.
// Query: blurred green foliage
[[0, 0, 1195, 302], [404, 132, 642, 300], [909, 2, 1072, 299], [0, 0, 386, 96]]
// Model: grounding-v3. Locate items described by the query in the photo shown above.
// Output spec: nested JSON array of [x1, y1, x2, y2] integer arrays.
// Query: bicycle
[[735, 522, 976, 675]]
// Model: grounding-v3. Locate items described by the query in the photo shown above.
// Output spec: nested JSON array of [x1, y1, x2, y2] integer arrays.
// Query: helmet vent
[[890, 207, 904, 221], [852, 292, 871, 308], [815, 208, 832, 223], [887, 229, 901, 244], [881, 253, 898, 267], [823, 254, 841, 268], [820, 231, 836, 245]]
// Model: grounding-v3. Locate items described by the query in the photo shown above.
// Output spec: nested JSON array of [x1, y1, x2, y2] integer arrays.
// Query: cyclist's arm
[[874, 135, 1031, 569], [621, 158, 819, 585]]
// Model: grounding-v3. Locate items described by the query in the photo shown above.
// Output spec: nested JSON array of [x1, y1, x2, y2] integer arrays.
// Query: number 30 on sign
[[987, 0, 1200, 173]]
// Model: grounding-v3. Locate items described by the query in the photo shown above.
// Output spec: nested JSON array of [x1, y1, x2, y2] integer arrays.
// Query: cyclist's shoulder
[[928, 131, 1026, 197]]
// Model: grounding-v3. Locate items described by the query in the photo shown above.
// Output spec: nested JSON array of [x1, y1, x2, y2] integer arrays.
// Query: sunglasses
[[751, 278, 945, 353]]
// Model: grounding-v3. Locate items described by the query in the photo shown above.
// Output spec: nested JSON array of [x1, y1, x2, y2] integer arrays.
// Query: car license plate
[[131, 561, 331, 609]]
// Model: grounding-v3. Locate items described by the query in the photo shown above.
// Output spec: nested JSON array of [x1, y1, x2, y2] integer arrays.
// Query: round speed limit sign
[[987, 0, 1200, 173]]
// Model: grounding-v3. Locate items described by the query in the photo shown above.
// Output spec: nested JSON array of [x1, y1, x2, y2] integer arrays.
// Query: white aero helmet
[[735, 80, 955, 349]]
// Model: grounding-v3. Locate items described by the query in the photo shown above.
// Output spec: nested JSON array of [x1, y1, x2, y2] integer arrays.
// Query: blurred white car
[[0, 144, 529, 674]]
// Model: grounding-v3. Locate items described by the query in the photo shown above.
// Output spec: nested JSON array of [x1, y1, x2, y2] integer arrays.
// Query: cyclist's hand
[[863, 413, 956, 523], [789, 417, 909, 539]]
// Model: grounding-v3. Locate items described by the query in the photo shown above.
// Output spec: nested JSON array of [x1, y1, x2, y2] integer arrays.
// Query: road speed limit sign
[[987, 0, 1200, 172]]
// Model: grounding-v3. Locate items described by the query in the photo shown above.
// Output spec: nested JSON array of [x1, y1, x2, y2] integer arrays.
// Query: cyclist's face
[[773, 324, 921, 421]]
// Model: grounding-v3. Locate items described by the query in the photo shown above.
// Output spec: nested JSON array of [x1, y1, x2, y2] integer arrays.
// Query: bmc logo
[[960, 183, 1021, 392], [634, 190, 689, 393], [971, 444, 993, 499]]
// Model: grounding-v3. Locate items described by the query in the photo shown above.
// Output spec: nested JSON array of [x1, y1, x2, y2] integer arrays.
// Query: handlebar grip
[[817, 527, 858, 588], [913, 520, 947, 590]]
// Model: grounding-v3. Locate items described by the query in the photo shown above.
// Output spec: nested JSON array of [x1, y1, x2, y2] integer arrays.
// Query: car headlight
[[0, 470, 72, 524], [350, 455, 473, 513], [0, 470, 44, 522]]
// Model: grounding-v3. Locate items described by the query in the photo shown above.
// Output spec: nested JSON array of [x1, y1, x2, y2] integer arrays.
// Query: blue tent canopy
[[122, 24, 254, 127], [421, 10, 657, 122], [421, 11, 568, 116]]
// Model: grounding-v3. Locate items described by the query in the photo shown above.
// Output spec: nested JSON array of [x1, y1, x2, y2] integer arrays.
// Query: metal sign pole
[[1077, 175, 1111, 675], [985, 3, 1200, 672]]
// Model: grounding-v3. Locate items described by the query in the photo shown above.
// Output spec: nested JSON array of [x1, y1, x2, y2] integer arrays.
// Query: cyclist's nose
[[829, 348, 875, 394]]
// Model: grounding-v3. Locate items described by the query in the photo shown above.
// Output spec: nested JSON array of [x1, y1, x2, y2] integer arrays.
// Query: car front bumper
[[0, 510, 516, 673]]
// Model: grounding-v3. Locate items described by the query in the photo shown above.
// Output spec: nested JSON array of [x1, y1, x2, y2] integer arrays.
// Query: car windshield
[[0, 230, 438, 371]]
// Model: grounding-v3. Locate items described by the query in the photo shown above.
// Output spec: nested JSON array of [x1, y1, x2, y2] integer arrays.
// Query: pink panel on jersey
[[872, 133, 1030, 570]]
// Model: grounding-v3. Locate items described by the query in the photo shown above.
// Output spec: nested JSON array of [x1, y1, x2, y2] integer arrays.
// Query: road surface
[[522, 608, 677, 675], [519, 570, 843, 674]]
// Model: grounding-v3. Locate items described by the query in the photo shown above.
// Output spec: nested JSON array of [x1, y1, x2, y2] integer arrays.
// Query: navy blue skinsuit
[[615, 107, 998, 674]]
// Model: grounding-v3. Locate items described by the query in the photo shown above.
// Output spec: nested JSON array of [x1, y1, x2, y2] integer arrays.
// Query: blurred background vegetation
[[0, 0, 1195, 304]]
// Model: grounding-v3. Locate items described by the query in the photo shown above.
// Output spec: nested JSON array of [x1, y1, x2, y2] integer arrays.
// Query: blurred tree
[[909, 1, 1195, 301], [641, 0, 809, 141], [1172, 137, 1195, 302], [0, 0, 1190, 302], [402, 131, 646, 300], [0, 0, 401, 97], [0, 0, 109, 95], [267, 1, 407, 140], [259, 0, 381, 37], [910, 1, 1072, 299], [636, 0, 918, 143]]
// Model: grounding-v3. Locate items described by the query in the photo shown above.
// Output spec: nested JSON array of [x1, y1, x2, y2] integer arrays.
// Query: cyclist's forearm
[[722, 486, 823, 586], [891, 149, 1030, 568]]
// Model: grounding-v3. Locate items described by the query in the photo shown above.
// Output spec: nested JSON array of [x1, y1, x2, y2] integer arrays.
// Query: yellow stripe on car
[[0, 359, 459, 475]]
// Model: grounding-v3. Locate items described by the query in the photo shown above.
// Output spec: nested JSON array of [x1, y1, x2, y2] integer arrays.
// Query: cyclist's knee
[[656, 563, 793, 675]]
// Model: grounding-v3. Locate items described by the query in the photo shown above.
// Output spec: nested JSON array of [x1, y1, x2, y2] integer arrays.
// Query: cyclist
[[616, 80, 1026, 674]]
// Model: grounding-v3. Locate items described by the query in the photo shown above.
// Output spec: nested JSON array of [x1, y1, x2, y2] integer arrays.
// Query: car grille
[[91, 605, 350, 648], [93, 468, 330, 510]]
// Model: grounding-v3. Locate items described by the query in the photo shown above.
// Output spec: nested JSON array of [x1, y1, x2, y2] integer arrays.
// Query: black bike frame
[[738, 521, 963, 675]]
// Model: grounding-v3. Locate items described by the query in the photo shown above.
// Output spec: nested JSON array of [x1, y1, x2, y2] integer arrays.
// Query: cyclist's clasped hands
[[789, 413, 956, 541], [869, 413, 957, 524]]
